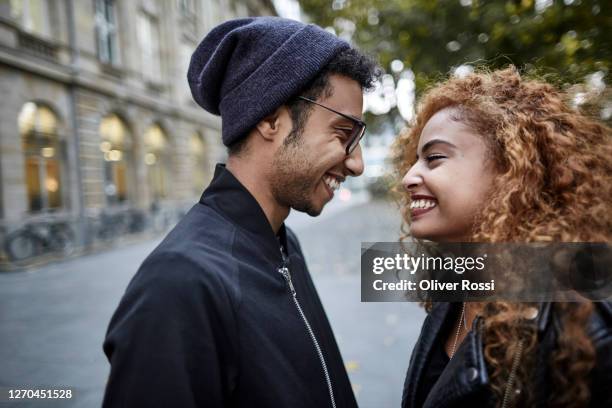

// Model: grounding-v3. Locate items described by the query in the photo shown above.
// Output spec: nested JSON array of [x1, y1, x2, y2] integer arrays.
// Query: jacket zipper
[[500, 339, 524, 408], [278, 248, 336, 408]]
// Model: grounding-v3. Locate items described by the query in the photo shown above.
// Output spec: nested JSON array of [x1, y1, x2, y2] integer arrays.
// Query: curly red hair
[[392, 66, 611, 406]]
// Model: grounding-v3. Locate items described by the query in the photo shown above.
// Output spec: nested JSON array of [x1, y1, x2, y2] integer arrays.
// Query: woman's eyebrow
[[417, 139, 457, 158]]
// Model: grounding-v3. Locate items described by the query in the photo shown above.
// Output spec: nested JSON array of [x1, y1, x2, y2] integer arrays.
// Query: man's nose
[[402, 163, 423, 191], [344, 144, 364, 177]]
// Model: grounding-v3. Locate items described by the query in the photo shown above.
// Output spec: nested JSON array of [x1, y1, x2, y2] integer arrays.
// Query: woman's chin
[[409, 229, 463, 243], [409, 221, 470, 242], [408, 226, 435, 241]]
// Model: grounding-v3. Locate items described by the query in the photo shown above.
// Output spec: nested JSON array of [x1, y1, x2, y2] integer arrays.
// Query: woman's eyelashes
[[425, 154, 446, 163]]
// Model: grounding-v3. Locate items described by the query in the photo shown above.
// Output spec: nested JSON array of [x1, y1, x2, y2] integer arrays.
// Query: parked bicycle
[[4, 219, 75, 262], [87, 208, 149, 245]]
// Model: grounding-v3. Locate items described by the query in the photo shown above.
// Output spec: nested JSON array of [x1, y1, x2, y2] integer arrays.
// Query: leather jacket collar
[[402, 301, 612, 408], [402, 302, 490, 408]]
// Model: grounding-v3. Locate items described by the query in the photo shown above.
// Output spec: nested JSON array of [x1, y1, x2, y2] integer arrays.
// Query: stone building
[[0, 0, 276, 265]]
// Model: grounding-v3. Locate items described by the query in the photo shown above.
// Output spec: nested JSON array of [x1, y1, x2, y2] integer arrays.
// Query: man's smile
[[322, 173, 343, 199]]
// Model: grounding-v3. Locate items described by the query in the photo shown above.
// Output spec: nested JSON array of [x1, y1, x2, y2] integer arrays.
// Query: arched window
[[100, 114, 132, 204], [18, 102, 63, 212], [189, 132, 208, 195], [144, 124, 170, 201]]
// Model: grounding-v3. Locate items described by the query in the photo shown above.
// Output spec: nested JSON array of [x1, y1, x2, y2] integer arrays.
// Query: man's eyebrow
[[416, 139, 457, 159]]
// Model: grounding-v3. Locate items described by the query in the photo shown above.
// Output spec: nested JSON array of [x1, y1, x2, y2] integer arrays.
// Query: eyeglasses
[[297, 96, 366, 155]]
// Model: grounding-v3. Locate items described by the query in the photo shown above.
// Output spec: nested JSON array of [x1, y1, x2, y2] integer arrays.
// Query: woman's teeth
[[410, 199, 437, 210], [323, 175, 341, 191]]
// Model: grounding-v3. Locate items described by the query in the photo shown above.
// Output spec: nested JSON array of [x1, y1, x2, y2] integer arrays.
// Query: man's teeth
[[410, 199, 437, 210], [323, 175, 341, 191]]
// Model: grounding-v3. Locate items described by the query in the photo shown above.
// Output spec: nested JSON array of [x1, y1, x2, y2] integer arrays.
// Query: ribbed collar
[[199, 163, 287, 264]]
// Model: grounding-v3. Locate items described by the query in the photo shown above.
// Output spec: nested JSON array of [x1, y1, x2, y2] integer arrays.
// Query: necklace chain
[[449, 302, 466, 359]]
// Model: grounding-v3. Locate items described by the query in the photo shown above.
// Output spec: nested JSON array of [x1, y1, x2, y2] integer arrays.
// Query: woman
[[393, 67, 611, 407]]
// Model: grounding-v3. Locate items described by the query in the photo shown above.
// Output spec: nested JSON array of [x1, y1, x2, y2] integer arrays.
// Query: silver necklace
[[449, 302, 466, 359]]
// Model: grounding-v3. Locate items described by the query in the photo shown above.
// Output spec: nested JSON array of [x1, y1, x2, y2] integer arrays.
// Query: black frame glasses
[[297, 96, 366, 155]]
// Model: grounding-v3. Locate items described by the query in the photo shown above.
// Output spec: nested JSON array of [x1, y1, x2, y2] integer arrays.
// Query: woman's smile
[[409, 194, 438, 219]]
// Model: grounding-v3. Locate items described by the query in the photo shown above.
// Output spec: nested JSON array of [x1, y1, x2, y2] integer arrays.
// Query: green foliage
[[301, 0, 610, 87]]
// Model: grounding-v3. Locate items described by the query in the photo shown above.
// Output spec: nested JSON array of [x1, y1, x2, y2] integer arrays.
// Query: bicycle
[[4, 220, 75, 262]]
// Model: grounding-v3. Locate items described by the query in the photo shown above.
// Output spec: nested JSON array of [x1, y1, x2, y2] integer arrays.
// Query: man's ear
[[255, 106, 289, 142]]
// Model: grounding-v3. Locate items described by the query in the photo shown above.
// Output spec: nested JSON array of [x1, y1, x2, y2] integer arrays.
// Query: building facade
[[0, 0, 276, 266]]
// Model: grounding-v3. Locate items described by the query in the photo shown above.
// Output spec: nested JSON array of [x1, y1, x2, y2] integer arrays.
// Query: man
[[102, 17, 379, 407]]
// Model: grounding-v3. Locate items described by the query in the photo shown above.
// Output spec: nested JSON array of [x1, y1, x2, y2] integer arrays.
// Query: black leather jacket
[[402, 302, 612, 407]]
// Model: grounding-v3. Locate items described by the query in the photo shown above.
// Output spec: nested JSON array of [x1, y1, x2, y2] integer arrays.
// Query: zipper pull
[[278, 266, 296, 296]]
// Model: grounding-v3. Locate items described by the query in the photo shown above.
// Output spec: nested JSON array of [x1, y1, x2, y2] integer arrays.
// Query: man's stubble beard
[[270, 134, 323, 217]]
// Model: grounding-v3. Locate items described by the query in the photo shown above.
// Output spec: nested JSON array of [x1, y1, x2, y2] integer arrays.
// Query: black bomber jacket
[[102, 164, 357, 408]]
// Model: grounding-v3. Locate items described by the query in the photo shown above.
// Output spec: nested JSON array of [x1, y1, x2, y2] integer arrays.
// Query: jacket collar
[[422, 310, 490, 407], [404, 302, 554, 408], [403, 302, 490, 408], [536, 302, 552, 333], [402, 302, 453, 408], [199, 163, 287, 264]]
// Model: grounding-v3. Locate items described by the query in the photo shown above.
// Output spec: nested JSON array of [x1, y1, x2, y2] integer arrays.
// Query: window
[[10, 0, 50, 38], [189, 133, 208, 195], [99, 114, 132, 205], [94, 0, 119, 65], [178, 0, 195, 16], [144, 124, 170, 201], [18, 102, 63, 212], [137, 11, 161, 82]]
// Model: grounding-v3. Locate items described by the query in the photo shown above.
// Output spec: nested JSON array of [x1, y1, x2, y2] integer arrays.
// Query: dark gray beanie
[[187, 17, 350, 147]]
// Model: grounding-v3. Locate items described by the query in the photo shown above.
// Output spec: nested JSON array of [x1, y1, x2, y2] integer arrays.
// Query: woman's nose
[[402, 165, 422, 191]]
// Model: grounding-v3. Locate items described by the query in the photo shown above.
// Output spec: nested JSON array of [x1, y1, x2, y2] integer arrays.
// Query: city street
[[0, 0, 605, 407], [0, 199, 425, 408]]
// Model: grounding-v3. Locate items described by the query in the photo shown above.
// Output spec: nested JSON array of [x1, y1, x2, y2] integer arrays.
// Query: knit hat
[[187, 17, 350, 147]]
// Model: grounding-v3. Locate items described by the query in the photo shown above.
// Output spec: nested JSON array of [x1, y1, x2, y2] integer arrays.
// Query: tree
[[301, 0, 611, 122]]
